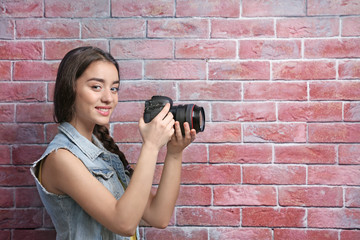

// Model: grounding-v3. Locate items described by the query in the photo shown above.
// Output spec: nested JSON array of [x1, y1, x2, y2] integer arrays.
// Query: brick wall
[[1, 0, 360, 239]]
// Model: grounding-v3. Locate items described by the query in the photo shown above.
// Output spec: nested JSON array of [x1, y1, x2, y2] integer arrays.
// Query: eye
[[91, 85, 102, 91], [111, 86, 119, 93]]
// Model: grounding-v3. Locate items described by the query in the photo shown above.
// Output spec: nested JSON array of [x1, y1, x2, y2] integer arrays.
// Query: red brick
[[0, 104, 14, 122], [242, 0, 305, 17], [308, 208, 360, 228], [308, 0, 360, 15], [244, 82, 307, 101], [345, 188, 360, 208], [279, 186, 343, 207], [146, 60, 205, 80], [16, 187, 42, 207], [212, 102, 276, 122], [211, 19, 274, 38], [44, 40, 108, 60], [310, 81, 360, 100], [14, 62, 58, 81], [0, 166, 35, 186], [181, 144, 208, 163], [0, 188, 13, 207], [0, 83, 46, 102], [12, 145, 47, 165], [309, 123, 360, 143], [195, 122, 241, 143], [45, 0, 109, 17], [209, 144, 272, 164], [0, 62, 11, 80], [0, 231, 10, 240], [13, 230, 56, 240], [47, 82, 55, 102], [243, 165, 306, 185], [0, 145, 11, 164], [176, 0, 240, 17], [0, 124, 44, 144], [148, 19, 209, 38], [275, 145, 336, 164], [308, 165, 360, 185], [112, 0, 174, 17], [273, 61, 336, 80], [118, 61, 142, 80], [243, 207, 306, 227], [117, 81, 176, 101], [45, 123, 58, 144], [0, 41, 42, 60], [274, 229, 338, 240], [145, 227, 208, 240], [176, 186, 212, 206], [181, 164, 241, 184], [177, 207, 240, 226], [0, 209, 42, 228], [342, 17, 360, 36], [0, 19, 14, 39], [339, 145, 360, 164], [277, 17, 339, 38], [214, 185, 276, 206], [209, 61, 269, 80], [111, 102, 143, 122], [0, 0, 42, 17], [244, 123, 306, 143], [175, 40, 236, 59], [209, 228, 272, 240], [112, 123, 141, 143], [82, 19, 145, 39], [111, 40, 173, 60], [240, 40, 301, 59], [278, 102, 342, 122], [341, 230, 360, 240], [16, 19, 79, 39], [305, 38, 360, 58], [339, 60, 360, 79]]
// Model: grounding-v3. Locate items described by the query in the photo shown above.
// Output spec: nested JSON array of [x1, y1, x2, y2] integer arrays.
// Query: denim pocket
[[91, 168, 115, 180]]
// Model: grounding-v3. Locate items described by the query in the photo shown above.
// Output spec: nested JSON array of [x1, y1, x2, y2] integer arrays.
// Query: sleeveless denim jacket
[[30, 122, 139, 240]]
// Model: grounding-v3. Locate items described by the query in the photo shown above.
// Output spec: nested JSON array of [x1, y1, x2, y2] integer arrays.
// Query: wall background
[[1, 0, 360, 239]]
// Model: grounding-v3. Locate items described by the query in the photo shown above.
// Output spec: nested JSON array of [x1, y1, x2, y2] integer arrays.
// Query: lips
[[95, 106, 111, 116]]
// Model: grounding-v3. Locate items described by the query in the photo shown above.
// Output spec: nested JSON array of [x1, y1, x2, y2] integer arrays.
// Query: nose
[[101, 89, 113, 103]]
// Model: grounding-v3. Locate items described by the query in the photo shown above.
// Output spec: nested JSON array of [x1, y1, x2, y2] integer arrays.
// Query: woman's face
[[70, 60, 119, 134]]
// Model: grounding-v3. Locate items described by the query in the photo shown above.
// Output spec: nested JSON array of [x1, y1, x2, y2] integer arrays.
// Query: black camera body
[[144, 96, 205, 135]]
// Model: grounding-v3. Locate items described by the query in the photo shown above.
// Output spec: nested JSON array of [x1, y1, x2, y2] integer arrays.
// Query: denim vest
[[30, 122, 139, 240]]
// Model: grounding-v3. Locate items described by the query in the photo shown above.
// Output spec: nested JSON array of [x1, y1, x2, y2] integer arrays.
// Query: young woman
[[30, 46, 196, 239]]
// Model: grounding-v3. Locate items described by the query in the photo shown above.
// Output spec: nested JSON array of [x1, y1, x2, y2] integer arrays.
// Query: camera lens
[[171, 104, 205, 135]]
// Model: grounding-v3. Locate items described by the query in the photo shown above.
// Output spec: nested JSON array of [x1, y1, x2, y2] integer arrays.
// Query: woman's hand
[[167, 121, 196, 155]]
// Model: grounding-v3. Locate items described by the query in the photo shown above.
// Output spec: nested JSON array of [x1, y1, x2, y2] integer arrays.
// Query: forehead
[[79, 60, 119, 81]]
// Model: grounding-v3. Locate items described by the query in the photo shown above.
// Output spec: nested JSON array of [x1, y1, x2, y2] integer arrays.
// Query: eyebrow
[[87, 78, 120, 84]]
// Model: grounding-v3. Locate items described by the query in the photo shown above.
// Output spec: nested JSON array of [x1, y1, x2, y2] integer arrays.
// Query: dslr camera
[[144, 96, 205, 135]]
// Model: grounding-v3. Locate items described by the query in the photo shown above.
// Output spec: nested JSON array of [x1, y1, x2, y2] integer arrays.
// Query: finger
[[174, 121, 182, 140], [155, 103, 171, 121], [190, 129, 197, 142], [183, 122, 192, 140]]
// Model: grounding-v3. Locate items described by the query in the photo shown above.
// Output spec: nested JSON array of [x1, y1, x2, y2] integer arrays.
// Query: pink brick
[[339, 145, 360, 164], [209, 61, 270, 80], [310, 81, 360, 100], [279, 186, 343, 207], [308, 0, 360, 15], [277, 17, 339, 38], [244, 123, 307, 143], [0, 104, 14, 122], [145, 227, 208, 239], [0, 166, 35, 186], [111, 102, 143, 122], [278, 102, 342, 122], [118, 61, 142, 80], [211, 19, 274, 38], [175, 40, 236, 59], [214, 185, 276, 206], [44, 40, 108, 60], [12, 145, 46, 165], [0, 62, 11, 80], [117, 81, 176, 101], [176, 186, 212, 206], [0, 0, 42, 17], [82, 19, 145, 39], [0, 145, 11, 164], [13, 230, 56, 240], [176, 0, 240, 17], [309, 123, 360, 143], [0, 209, 42, 228], [112, 0, 174, 17], [112, 123, 141, 143], [242, 0, 306, 17], [341, 230, 360, 240], [16, 103, 53, 123], [181, 164, 241, 184], [305, 39, 360, 58], [308, 208, 360, 228], [111, 40, 173, 59], [243, 165, 306, 185], [239, 40, 301, 59], [274, 229, 338, 240], [342, 17, 360, 36], [45, 0, 109, 17], [243, 207, 306, 227], [346, 188, 360, 207], [146, 60, 205, 80], [0, 19, 14, 39], [195, 122, 242, 143], [14, 62, 58, 81], [16, 19, 79, 39], [16, 188, 42, 207], [339, 60, 360, 79], [0, 83, 46, 102], [273, 61, 336, 80], [177, 207, 240, 226], [0, 124, 44, 144], [45, 123, 58, 143], [275, 145, 336, 164], [209, 228, 272, 240], [0, 231, 10, 240], [209, 144, 272, 164], [244, 82, 307, 101], [0, 188, 13, 207], [148, 19, 209, 38], [308, 165, 360, 185], [212, 102, 276, 122], [0, 41, 42, 60]]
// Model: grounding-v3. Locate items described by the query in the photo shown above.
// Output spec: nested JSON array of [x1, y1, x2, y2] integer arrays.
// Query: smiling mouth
[[96, 107, 111, 116]]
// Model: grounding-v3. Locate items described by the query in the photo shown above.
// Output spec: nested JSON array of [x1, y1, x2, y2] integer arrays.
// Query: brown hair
[[54, 46, 133, 177]]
